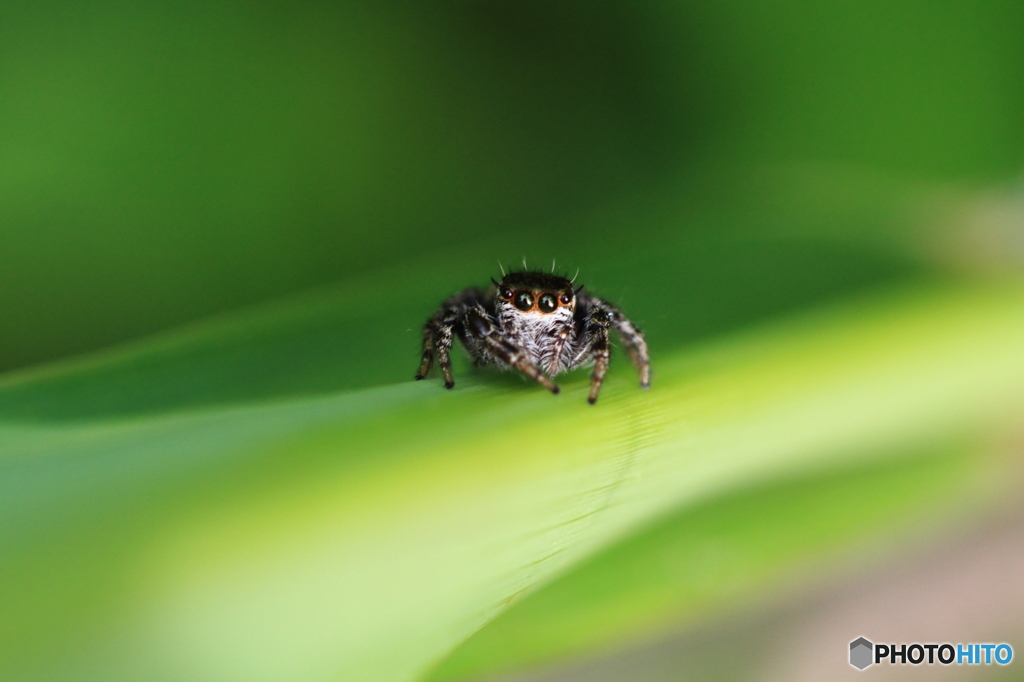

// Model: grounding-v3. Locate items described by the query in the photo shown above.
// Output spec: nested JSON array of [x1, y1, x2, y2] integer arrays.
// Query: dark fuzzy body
[[415, 270, 649, 404]]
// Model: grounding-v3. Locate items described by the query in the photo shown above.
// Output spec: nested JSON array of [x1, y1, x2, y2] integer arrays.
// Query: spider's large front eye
[[514, 291, 533, 311], [538, 293, 557, 313]]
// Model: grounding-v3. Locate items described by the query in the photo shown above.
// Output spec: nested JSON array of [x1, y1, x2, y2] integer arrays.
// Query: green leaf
[[2, 277, 1023, 681], [424, 436, 1002, 681]]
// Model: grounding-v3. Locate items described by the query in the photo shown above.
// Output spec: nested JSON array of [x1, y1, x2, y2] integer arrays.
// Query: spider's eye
[[514, 291, 534, 311], [500, 288, 513, 300], [559, 292, 572, 305], [538, 293, 557, 313]]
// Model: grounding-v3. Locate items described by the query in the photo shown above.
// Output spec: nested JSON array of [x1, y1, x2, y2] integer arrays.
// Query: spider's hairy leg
[[465, 308, 560, 395], [585, 310, 611, 405], [414, 328, 434, 380], [415, 309, 457, 388], [607, 304, 651, 389]]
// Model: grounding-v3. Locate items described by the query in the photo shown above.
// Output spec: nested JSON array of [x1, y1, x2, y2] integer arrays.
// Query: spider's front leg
[[415, 306, 458, 388], [606, 304, 650, 390], [583, 309, 612, 405], [577, 298, 650, 404], [464, 308, 560, 395], [417, 289, 489, 388]]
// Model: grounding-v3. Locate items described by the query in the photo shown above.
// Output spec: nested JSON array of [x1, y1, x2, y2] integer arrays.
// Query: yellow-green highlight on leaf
[[424, 436, 1005, 682]]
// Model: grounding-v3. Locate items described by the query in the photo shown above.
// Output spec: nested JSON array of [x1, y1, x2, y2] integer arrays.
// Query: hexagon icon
[[850, 637, 873, 670]]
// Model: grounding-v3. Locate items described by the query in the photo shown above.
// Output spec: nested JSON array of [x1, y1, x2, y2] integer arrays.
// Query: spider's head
[[492, 271, 578, 319]]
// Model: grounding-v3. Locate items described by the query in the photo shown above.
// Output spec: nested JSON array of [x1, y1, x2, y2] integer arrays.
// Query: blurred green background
[[2, 2, 1024, 681], [3, 0, 1021, 373]]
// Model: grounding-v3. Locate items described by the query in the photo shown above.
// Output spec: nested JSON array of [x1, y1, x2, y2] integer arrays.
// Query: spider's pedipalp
[[466, 308, 559, 394]]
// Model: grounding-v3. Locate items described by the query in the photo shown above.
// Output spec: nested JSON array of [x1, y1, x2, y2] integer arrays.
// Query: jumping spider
[[414, 269, 650, 404]]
